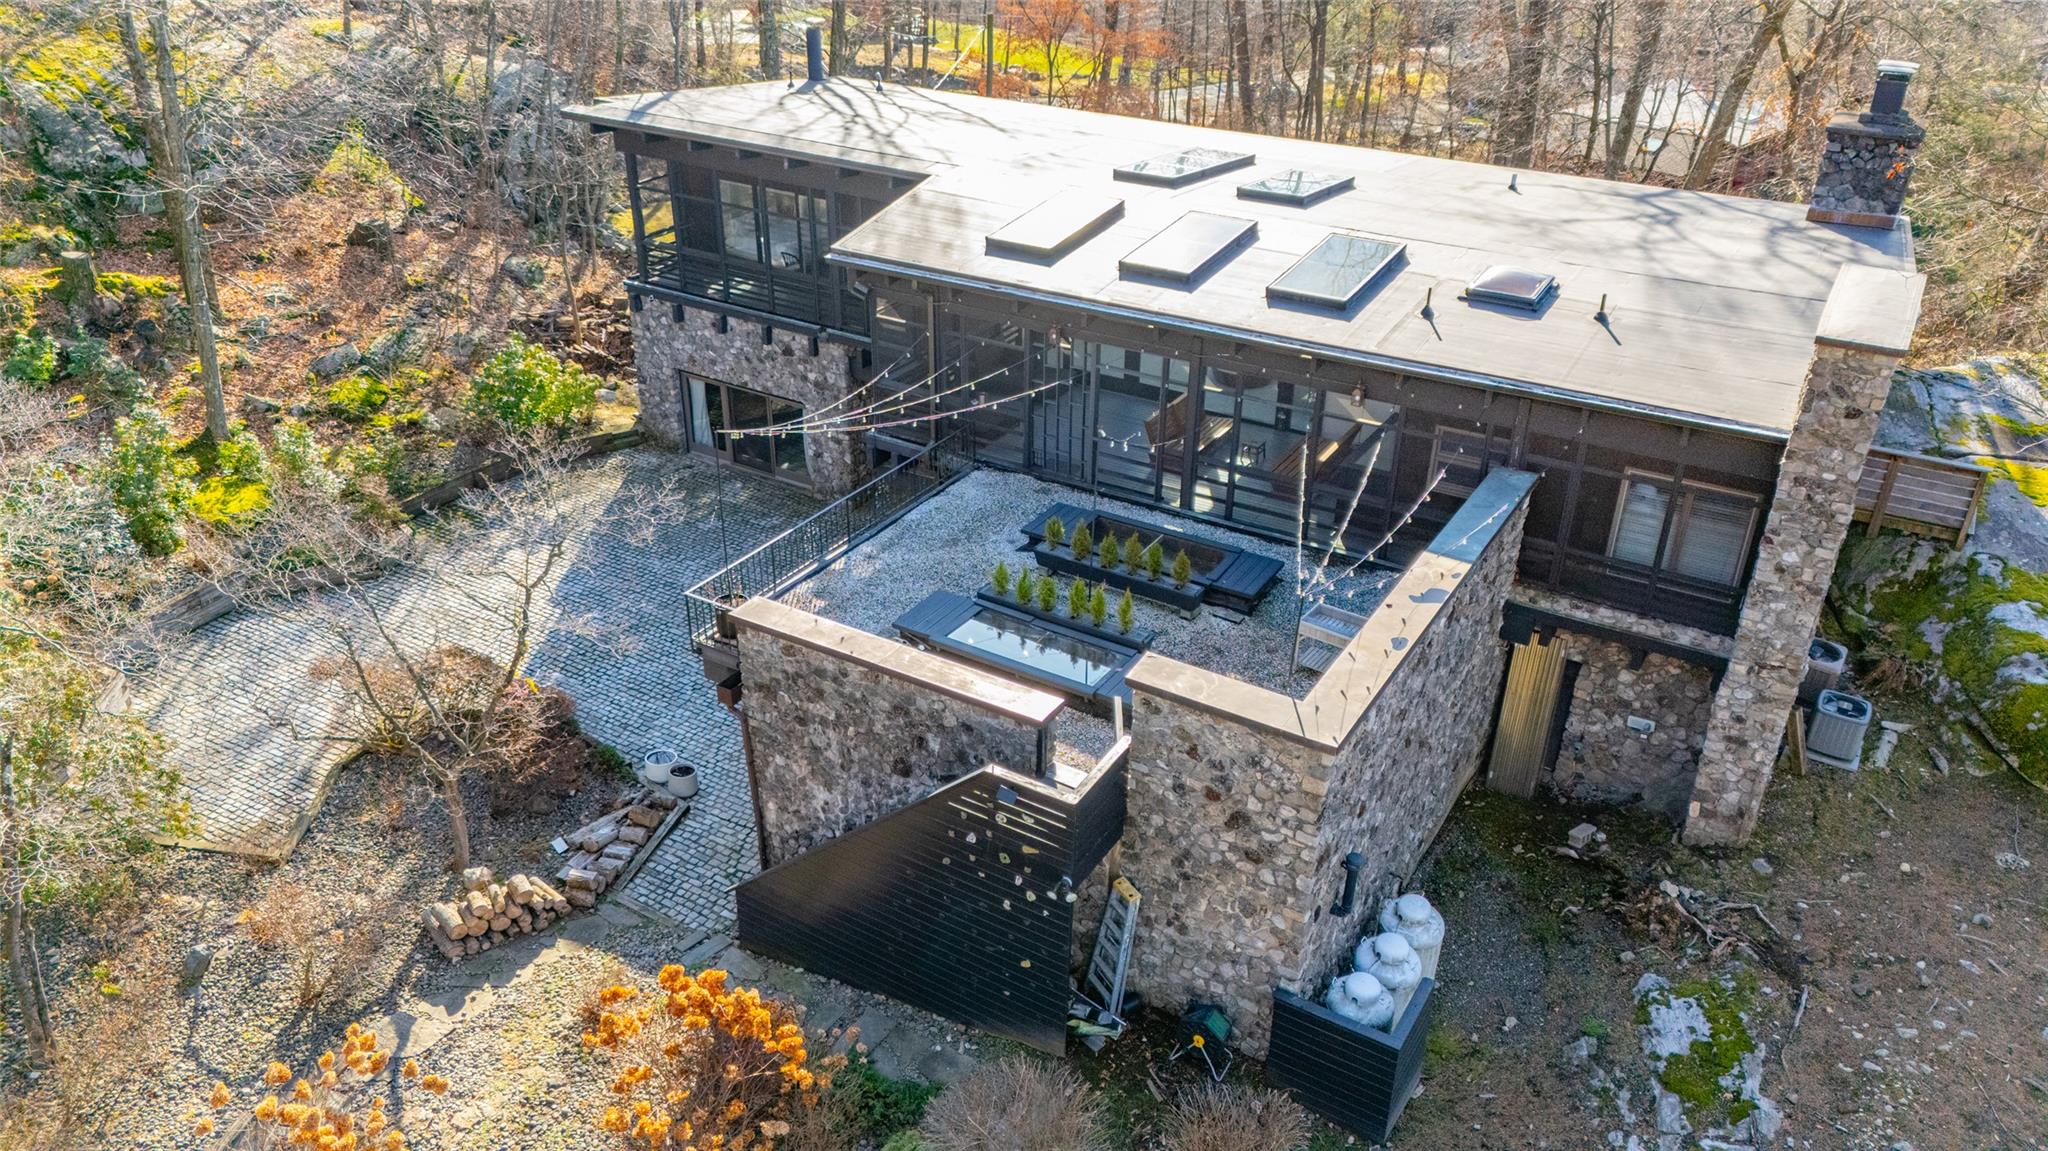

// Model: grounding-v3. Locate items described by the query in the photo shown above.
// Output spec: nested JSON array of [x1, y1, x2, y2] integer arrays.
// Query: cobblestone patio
[[136, 450, 821, 931]]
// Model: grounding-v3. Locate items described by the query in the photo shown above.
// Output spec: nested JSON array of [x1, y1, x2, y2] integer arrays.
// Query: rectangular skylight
[[1466, 265, 1558, 311], [986, 192, 1125, 259], [1266, 233, 1405, 310], [1237, 169, 1356, 207], [1114, 147, 1256, 188], [1118, 212, 1258, 285]]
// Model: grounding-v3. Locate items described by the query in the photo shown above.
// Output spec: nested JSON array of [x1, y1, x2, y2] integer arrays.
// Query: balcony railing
[[683, 435, 973, 650]]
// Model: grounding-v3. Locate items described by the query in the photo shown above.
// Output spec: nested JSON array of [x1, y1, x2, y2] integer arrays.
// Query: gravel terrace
[[781, 469, 1398, 761]]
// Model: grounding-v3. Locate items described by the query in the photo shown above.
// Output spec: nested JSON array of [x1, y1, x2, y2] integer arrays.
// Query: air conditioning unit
[[1800, 638, 1848, 708], [1807, 690, 1873, 770]]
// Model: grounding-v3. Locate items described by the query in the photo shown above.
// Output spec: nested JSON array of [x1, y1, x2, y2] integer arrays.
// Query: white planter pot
[[665, 764, 699, 801], [640, 748, 678, 786]]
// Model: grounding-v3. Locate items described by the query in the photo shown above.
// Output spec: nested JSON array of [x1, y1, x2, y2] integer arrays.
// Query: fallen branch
[[1791, 984, 1811, 1031]]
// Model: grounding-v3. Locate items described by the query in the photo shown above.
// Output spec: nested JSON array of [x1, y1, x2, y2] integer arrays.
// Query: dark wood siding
[[1266, 982, 1435, 1144], [736, 767, 1120, 1054]]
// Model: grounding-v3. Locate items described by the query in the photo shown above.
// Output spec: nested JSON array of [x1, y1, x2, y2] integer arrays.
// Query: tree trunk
[[757, 0, 778, 76], [440, 770, 471, 872], [694, 0, 707, 70], [56, 249, 98, 321], [1, 738, 54, 1067], [1684, 0, 1791, 189], [1604, 0, 1665, 179], [479, 0, 498, 198], [828, 0, 845, 75], [341, 0, 352, 47], [1491, 0, 1554, 168], [1226, 0, 1253, 128], [134, 10, 228, 443], [670, 0, 685, 85]]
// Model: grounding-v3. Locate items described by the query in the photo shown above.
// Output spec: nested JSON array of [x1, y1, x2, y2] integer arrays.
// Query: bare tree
[[1683, 0, 1791, 188], [116, 3, 228, 443], [1605, 0, 1669, 178]]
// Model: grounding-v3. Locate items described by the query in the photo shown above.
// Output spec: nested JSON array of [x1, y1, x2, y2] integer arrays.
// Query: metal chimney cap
[[1876, 59, 1920, 80]]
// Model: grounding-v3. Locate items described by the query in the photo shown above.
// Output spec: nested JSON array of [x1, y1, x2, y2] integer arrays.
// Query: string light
[[732, 346, 968, 437], [728, 357, 1038, 438]]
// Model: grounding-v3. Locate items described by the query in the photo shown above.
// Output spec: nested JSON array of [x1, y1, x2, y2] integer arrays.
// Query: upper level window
[[1608, 470, 1760, 586], [719, 178, 761, 263], [765, 187, 826, 271]]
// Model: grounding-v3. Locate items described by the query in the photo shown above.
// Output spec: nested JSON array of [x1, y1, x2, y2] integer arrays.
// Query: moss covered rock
[[1834, 535, 2048, 785]]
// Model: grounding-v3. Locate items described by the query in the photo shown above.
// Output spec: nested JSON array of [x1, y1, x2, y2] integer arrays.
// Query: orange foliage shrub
[[190, 1022, 446, 1150], [583, 965, 840, 1149]]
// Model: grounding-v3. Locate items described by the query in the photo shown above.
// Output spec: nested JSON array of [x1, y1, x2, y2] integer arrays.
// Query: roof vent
[[1465, 265, 1558, 311], [1239, 170, 1355, 207], [1118, 212, 1257, 285], [986, 191, 1125, 259], [1114, 147, 1255, 188], [1267, 233, 1404, 310]]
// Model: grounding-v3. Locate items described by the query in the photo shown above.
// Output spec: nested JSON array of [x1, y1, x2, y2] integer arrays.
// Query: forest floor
[[1396, 681, 2048, 1151]]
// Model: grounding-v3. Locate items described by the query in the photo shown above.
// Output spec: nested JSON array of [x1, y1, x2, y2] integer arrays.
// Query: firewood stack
[[554, 787, 683, 908], [420, 868, 571, 959]]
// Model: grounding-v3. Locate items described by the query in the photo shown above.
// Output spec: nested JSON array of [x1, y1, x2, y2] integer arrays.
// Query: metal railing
[[683, 435, 973, 649]]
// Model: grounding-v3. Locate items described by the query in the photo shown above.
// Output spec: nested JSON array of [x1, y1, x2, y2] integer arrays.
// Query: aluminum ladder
[[1074, 876, 1141, 1047]]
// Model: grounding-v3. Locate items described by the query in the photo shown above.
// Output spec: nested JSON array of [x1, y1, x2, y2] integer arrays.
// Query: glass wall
[[623, 150, 877, 334]]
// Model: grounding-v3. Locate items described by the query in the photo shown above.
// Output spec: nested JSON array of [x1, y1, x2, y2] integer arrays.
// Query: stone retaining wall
[[730, 598, 1064, 864], [628, 297, 865, 495], [1120, 470, 1536, 1055]]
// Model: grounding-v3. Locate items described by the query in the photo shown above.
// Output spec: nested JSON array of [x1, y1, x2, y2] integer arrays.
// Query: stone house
[[562, 54, 1931, 1060]]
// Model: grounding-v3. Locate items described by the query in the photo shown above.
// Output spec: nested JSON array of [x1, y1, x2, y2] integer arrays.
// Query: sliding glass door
[[681, 373, 809, 484]]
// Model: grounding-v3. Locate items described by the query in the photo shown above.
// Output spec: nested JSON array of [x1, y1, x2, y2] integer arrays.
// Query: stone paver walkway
[[138, 449, 821, 931]]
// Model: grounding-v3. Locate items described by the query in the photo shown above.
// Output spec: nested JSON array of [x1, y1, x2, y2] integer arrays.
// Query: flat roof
[[565, 82, 1920, 438]]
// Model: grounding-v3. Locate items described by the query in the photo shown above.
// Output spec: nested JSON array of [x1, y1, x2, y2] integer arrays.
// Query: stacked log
[[553, 788, 681, 908], [418, 787, 685, 962], [420, 867, 572, 959]]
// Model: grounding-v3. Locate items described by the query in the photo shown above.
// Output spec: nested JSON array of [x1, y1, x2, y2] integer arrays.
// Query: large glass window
[[681, 373, 808, 484], [1608, 471, 1759, 587], [1090, 343, 1191, 505], [718, 178, 761, 263]]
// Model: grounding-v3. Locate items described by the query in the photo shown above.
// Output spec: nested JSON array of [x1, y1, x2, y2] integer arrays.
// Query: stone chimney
[[1808, 60, 1924, 228]]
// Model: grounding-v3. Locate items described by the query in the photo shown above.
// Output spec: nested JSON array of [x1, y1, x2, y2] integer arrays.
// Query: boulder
[[501, 256, 547, 289], [345, 219, 393, 257], [362, 326, 423, 370], [310, 343, 361, 379]]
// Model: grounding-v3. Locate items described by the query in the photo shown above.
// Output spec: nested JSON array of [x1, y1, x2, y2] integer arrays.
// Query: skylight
[[1114, 147, 1256, 188], [1466, 265, 1558, 311], [1266, 233, 1404, 310], [1237, 170, 1355, 207], [1118, 212, 1258, 285], [985, 192, 1125, 259]]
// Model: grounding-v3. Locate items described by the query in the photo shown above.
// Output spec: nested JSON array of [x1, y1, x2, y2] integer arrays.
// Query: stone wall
[[1545, 636, 1713, 821], [730, 598, 1064, 863], [1687, 267, 1921, 844], [628, 296, 866, 494], [1120, 470, 1536, 1055], [1291, 491, 1530, 1000]]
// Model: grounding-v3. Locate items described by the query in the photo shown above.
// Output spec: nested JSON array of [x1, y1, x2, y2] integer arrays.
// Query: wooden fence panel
[[1854, 448, 1991, 546]]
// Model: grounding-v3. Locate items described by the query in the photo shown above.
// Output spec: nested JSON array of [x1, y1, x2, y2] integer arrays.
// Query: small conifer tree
[[1143, 540, 1164, 581], [993, 561, 1012, 598], [1044, 516, 1065, 546], [1122, 533, 1143, 571], [1037, 573, 1056, 612], [1015, 568, 1035, 603], [1067, 578, 1087, 619], [1070, 521, 1092, 562], [1089, 583, 1108, 627], [1096, 532, 1118, 568], [1116, 588, 1134, 634], [1172, 548, 1192, 588]]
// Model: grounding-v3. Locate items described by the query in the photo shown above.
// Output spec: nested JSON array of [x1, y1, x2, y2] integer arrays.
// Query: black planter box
[[1028, 541, 1205, 614], [1266, 979, 1434, 1144], [974, 585, 1157, 648], [1023, 502, 1282, 613]]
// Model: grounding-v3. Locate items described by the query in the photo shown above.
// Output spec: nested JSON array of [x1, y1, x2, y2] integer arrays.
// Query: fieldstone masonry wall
[[628, 296, 865, 494], [1686, 340, 1907, 844], [732, 599, 1061, 864], [1546, 636, 1713, 821], [1120, 471, 1535, 1055], [1291, 494, 1529, 999], [1809, 111, 1924, 226]]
